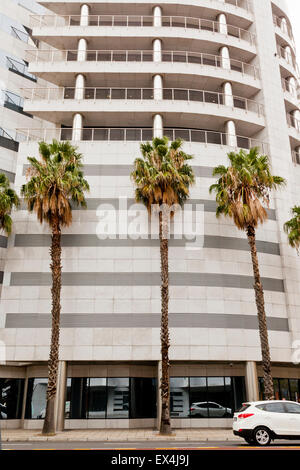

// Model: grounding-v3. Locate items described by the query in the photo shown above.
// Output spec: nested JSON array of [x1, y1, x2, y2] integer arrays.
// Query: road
[[2, 440, 300, 450]]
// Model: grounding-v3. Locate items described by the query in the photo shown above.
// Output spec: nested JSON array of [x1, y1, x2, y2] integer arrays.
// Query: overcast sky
[[287, 0, 300, 62]]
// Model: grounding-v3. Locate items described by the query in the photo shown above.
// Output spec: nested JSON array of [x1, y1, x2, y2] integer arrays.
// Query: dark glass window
[[262, 402, 286, 413], [190, 377, 207, 418], [88, 378, 106, 419], [107, 378, 129, 419], [170, 377, 189, 418], [66, 378, 88, 419], [259, 378, 300, 403], [284, 403, 300, 414], [207, 377, 233, 418], [0, 378, 24, 419], [25, 378, 47, 419], [130, 378, 157, 419]]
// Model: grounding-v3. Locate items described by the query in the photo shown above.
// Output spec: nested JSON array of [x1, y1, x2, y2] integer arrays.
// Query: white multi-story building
[[0, 0, 300, 430]]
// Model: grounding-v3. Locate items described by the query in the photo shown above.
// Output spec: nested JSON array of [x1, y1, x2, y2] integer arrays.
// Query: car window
[[284, 403, 300, 414], [238, 404, 250, 412], [208, 403, 220, 409], [262, 403, 286, 413]]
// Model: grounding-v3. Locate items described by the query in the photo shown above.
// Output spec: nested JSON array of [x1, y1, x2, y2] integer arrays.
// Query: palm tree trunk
[[159, 209, 171, 435], [247, 224, 274, 400], [42, 216, 62, 435]]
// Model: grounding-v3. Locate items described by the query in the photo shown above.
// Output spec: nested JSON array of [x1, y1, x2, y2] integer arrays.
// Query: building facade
[[1, 0, 300, 430]]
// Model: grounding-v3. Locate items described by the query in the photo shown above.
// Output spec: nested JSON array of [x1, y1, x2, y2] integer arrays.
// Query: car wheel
[[253, 427, 271, 446]]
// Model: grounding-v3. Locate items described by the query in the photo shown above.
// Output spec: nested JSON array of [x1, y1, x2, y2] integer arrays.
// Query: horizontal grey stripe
[[14, 234, 280, 255], [5, 313, 289, 332], [10, 272, 284, 291], [0, 169, 15, 183], [23, 164, 213, 178], [19, 198, 277, 220], [0, 236, 7, 248]]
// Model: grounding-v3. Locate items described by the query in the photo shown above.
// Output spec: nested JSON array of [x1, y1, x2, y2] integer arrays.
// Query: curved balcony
[[273, 14, 295, 48], [39, 0, 252, 16], [287, 113, 300, 145], [16, 127, 269, 154], [277, 45, 299, 78], [30, 14, 256, 48], [292, 150, 300, 165], [23, 86, 264, 117], [28, 49, 260, 81], [281, 78, 299, 109]]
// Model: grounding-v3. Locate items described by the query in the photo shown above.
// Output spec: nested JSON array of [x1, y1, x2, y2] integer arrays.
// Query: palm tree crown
[[131, 136, 195, 210], [21, 140, 89, 225], [284, 206, 300, 251], [0, 173, 19, 234], [209, 147, 285, 229]]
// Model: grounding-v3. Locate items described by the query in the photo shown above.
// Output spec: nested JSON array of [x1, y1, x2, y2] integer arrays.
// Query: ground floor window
[[170, 377, 246, 418], [25, 378, 48, 419], [259, 378, 300, 402], [0, 378, 24, 419], [65, 377, 156, 419]]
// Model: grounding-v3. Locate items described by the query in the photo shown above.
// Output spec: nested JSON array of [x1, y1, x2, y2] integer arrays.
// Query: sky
[[288, 0, 300, 62]]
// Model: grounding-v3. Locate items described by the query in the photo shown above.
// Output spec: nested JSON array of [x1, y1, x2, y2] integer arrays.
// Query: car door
[[262, 402, 290, 435], [283, 402, 300, 436]]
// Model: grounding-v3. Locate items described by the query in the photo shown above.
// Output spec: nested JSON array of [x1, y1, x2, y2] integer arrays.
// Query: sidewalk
[[1, 428, 241, 442]]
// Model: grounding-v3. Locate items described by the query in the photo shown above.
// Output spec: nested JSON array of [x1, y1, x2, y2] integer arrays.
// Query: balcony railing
[[22, 86, 264, 116], [27, 49, 260, 79], [273, 14, 294, 42], [6, 57, 37, 82], [30, 14, 256, 44], [16, 127, 269, 153]]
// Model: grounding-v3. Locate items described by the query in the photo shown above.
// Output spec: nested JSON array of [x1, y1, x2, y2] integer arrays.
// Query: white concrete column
[[288, 77, 297, 97], [153, 114, 163, 138], [284, 45, 293, 66], [292, 109, 300, 131], [217, 13, 227, 35], [281, 17, 288, 35], [77, 38, 88, 62], [56, 361, 68, 432], [153, 74, 163, 100], [80, 3, 90, 26], [153, 38, 162, 63], [222, 81, 234, 107], [74, 74, 85, 100], [72, 113, 83, 141], [225, 120, 237, 147], [220, 46, 231, 70], [153, 6, 162, 27], [245, 361, 259, 402]]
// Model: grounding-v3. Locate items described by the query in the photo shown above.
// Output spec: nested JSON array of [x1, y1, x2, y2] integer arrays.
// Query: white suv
[[233, 400, 300, 446]]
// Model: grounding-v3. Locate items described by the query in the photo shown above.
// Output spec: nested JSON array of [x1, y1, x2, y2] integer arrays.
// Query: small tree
[[284, 206, 300, 252], [209, 148, 285, 400], [131, 137, 194, 434], [21, 140, 89, 435], [0, 173, 19, 234]]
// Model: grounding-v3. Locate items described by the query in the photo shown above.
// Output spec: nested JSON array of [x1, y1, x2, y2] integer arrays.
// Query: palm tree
[[21, 140, 89, 435], [0, 173, 19, 234], [209, 148, 285, 400], [131, 136, 194, 434], [284, 206, 300, 252]]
